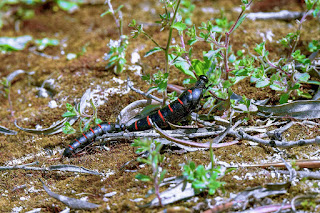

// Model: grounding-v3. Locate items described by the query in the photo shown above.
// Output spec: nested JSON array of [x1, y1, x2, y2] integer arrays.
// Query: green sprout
[[102, 0, 128, 74], [62, 100, 102, 135], [183, 161, 225, 195], [132, 138, 167, 206]]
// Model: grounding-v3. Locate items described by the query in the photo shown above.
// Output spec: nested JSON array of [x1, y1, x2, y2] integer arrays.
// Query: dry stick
[[241, 160, 320, 169], [0, 162, 101, 175], [277, 170, 320, 180], [127, 77, 163, 103], [279, 155, 296, 182], [262, 121, 294, 139], [233, 129, 320, 147], [148, 117, 239, 148], [291, 195, 317, 212], [40, 179, 100, 210], [97, 128, 227, 145]]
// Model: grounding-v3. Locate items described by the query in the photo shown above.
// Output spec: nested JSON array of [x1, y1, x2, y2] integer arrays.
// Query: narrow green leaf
[[232, 14, 247, 32], [171, 22, 187, 31], [144, 47, 163, 57], [279, 93, 289, 104], [159, 169, 167, 182], [135, 173, 152, 182], [62, 111, 77, 117], [101, 10, 112, 17], [255, 79, 270, 88], [307, 80, 320, 86], [56, 0, 79, 12]]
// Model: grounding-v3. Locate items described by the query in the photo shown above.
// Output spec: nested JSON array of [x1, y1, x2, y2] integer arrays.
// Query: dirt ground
[[0, 0, 319, 212]]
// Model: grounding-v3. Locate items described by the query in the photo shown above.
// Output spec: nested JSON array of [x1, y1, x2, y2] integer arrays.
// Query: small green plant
[[0, 35, 33, 53], [183, 161, 225, 195], [34, 38, 59, 51], [62, 101, 102, 134], [301, 199, 316, 211], [0, 36, 59, 53], [102, 0, 128, 74], [132, 138, 167, 206], [0, 0, 81, 29]]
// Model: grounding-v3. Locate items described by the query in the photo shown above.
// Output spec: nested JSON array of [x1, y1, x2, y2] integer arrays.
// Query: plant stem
[[106, 0, 122, 37], [164, 0, 181, 74], [179, 33, 197, 78], [141, 30, 164, 49], [154, 171, 162, 206], [287, 3, 316, 62], [223, 0, 253, 80]]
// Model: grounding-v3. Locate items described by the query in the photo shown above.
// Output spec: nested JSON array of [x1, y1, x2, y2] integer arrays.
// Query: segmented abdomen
[[63, 122, 124, 157], [126, 89, 194, 131], [63, 75, 208, 157]]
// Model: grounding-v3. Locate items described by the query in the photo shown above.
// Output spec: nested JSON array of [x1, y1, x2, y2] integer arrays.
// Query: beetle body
[[63, 75, 208, 157]]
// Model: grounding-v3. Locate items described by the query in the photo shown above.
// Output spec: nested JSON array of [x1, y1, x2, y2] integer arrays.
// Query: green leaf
[[191, 59, 206, 76], [307, 80, 320, 86], [195, 165, 206, 178], [192, 179, 206, 189], [189, 161, 196, 170], [169, 55, 195, 79], [294, 72, 310, 83], [115, 5, 124, 13], [100, 9, 112, 17], [144, 47, 163, 57], [62, 121, 76, 134], [65, 103, 74, 111], [222, 80, 232, 88], [135, 173, 152, 182], [62, 111, 77, 117], [255, 79, 270, 88], [95, 118, 102, 124], [0, 35, 33, 52], [279, 93, 289, 104], [232, 14, 247, 32], [208, 187, 216, 195], [171, 22, 187, 31], [187, 38, 198, 45], [56, 0, 79, 12], [160, 169, 167, 182], [228, 54, 236, 63], [35, 38, 59, 51]]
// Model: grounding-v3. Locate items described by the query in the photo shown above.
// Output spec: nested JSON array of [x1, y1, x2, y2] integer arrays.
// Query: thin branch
[[127, 77, 163, 103], [234, 130, 320, 148], [0, 162, 102, 175]]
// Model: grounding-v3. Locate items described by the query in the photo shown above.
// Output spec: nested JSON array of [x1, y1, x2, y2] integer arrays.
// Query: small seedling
[[102, 0, 128, 74], [183, 161, 225, 195], [132, 138, 167, 206], [62, 100, 102, 134]]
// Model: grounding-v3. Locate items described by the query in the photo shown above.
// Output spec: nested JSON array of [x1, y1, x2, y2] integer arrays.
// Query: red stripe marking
[[75, 138, 81, 144], [97, 124, 102, 129], [168, 104, 173, 112], [90, 128, 94, 133], [147, 116, 151, 126], [188, 89, 192, 94], [158, 110, 165, 123], [68, 145, 74, 149], [108, 122, 111, 124], [82, 133, 88, 139], [135, 121, 138, 130], [177, 98, 183, 105]]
